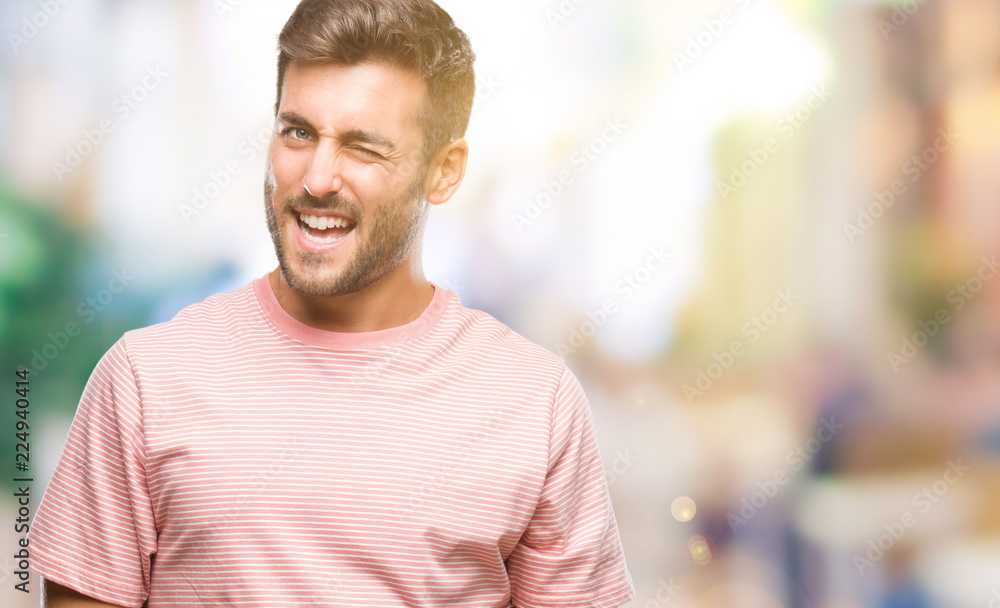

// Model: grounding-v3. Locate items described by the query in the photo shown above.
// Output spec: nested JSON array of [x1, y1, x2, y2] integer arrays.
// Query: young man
[[30, 1, 636, 606]]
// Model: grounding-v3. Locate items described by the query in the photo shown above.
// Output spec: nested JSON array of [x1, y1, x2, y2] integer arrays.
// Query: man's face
[[264, 61, 431, 298]]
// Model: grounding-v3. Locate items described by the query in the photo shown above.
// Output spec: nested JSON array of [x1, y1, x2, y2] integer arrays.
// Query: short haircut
[[276, 0, 476, 162]]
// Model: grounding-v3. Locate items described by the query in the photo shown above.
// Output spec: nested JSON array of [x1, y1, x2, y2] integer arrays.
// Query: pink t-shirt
[[28, 272, 635, 608]]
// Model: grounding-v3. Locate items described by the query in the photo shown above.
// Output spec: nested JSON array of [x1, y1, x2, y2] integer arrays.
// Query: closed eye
[[350, 145, 385, 160]]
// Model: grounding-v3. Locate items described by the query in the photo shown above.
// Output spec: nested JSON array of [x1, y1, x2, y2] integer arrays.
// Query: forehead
[[278, 60, 427, 142]]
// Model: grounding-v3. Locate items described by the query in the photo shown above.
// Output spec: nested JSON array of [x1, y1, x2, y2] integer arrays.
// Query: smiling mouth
[[295, 211, 356, 244]]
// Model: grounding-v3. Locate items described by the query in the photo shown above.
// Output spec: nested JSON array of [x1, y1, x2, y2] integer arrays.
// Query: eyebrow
[[277, 111, 398, 153]]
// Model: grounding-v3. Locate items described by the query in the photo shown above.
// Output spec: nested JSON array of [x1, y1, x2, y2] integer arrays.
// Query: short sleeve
[[27, 338, 156, 607], [506, 366, 636, 608]]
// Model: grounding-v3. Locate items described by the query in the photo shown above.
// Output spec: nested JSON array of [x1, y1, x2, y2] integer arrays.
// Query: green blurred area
[[1, 178, 146, 493]]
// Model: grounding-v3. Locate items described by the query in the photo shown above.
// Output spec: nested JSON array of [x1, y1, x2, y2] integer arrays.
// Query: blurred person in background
[[26, 0, 635, 606]]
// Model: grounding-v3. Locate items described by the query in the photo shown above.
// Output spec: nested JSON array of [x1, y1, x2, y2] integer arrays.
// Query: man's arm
[[43, 574, 129, 607], [28, 338, 157, 607], [505, 366, 636, 608]]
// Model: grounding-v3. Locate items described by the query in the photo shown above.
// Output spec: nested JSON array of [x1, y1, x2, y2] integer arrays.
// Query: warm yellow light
[[671, 496, 697, 522], [688, 534, 713, 566]]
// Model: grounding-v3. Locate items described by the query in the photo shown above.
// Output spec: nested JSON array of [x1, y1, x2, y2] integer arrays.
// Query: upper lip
[[294, 209, 356, 223]]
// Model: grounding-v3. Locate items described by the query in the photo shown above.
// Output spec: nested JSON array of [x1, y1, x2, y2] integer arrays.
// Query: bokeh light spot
[[671, 496, 697, 522]]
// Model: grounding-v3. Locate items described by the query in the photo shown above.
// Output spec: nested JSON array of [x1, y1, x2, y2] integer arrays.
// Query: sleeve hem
[[513, 579, 636, 608], [33, 553, 147, 608]]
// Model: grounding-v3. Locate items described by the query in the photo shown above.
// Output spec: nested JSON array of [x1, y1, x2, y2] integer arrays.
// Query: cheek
[[264, 165, 279, 203], [269, 148, 306, 190], [349, 170, 385, 201], [348, 163, 409, 201]]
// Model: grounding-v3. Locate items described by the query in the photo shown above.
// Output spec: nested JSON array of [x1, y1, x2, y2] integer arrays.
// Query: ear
[[424, 138, 469, 206]]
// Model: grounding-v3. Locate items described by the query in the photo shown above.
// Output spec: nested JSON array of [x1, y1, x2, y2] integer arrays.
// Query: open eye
[[280, 127, 312, 141]]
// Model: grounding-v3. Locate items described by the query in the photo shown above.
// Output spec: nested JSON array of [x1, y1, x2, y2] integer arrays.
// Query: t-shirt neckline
[[252, 271, 450, 349]]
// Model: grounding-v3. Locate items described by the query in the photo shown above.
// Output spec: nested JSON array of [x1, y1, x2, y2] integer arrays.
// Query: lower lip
[[292, 213, 355, 253]]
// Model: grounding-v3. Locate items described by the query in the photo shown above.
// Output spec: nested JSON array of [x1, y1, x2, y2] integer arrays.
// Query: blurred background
[[2, 0, 999, 606]]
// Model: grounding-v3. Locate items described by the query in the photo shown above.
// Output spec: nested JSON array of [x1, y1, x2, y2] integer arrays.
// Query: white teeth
[[297, 212, 354, 245], [305, 232, 342, 244], [299, 213, 352, 230], [301, 224, 344, 244]]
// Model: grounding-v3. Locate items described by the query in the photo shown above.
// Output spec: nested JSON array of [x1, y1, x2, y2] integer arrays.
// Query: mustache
[[283, 190, 360, 222]]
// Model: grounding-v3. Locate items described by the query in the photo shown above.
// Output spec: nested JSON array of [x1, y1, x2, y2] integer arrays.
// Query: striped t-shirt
[[28, 271, 636, 608]]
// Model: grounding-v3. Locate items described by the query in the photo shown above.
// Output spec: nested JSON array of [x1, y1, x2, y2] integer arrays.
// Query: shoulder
[[439, 295, 572, 394], [117, 278, 259, 359]]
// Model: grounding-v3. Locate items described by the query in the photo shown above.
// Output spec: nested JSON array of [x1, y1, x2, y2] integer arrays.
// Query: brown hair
[[276, 0, 476, 161]]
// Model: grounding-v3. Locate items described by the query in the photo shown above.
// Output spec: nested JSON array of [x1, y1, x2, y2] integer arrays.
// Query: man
[[29, 1, 636, 606]]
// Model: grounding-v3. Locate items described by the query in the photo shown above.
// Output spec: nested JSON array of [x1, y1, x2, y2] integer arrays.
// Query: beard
[[264, 169, 428, 298]]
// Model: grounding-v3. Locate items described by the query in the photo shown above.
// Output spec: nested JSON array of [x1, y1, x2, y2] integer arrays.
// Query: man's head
[[265, 0, 475, 298], [276, 0, 476, 162]]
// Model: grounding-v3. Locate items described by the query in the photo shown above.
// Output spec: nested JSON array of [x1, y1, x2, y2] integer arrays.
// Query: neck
[[268, 265, 434, 333]]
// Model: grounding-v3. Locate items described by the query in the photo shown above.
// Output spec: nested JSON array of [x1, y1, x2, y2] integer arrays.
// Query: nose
[[302, 139, 344, 199]]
